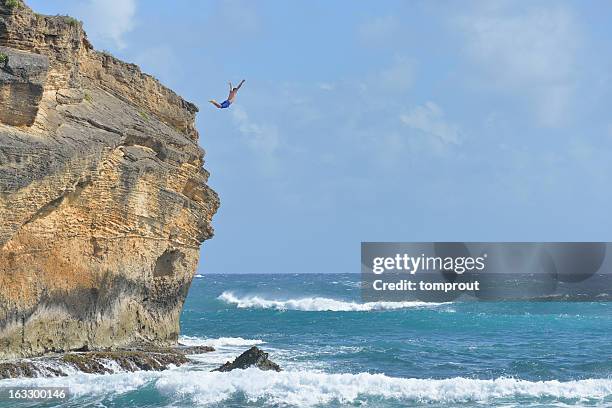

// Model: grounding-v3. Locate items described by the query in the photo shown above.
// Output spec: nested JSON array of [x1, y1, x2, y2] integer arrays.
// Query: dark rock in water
[[0, 349, 191, 379], [0, 360, 65, 379], [61, 350, 189, 373], [213, 346, 281, 372], [175, 345, 215, 355]]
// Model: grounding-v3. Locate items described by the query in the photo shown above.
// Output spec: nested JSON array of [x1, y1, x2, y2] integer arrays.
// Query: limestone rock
[[0, 46, 48, 126], [0, 1, 219, 358]]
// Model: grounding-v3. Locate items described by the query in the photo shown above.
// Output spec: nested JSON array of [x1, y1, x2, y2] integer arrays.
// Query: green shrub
[[139, 111, 149, 121], [62, 15, 80, 27], [84, 92, 92, 103], [4, 0, 20, 9], [0, 53, 8, 66]]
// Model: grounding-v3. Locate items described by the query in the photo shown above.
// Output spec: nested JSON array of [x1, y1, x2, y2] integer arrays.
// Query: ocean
[[1, 273, 611, 407]]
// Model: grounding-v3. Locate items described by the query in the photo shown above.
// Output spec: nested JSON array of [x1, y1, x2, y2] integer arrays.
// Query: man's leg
[[209, 100, 222, 108]]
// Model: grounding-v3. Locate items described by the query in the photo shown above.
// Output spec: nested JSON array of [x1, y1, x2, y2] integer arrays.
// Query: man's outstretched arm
[[236, 79, 245, 90]]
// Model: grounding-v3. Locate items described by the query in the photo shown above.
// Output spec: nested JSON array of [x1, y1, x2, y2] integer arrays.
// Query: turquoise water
[[2, 273, 611, 407]]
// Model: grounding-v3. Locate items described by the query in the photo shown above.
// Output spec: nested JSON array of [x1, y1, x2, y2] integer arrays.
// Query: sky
[[29, 0, 612, 274]]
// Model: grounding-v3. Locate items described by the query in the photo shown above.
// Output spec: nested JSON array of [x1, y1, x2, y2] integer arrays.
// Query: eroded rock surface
[[0, 1, 219, 358], [0, 46, 48, 126]]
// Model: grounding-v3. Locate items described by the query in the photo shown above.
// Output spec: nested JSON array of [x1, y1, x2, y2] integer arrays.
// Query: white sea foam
[[179, 335, 264, 348], [178, 336, 332, 372], [155, 369, 612, 406], [341, 280, 363, 289], [177, 335, 267, 368], [0, 370, 159, 397], [218, 291, 445, 311], [2, 367, 610, 406]]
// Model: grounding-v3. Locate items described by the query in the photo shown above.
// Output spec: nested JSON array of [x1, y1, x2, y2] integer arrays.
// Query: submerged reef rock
[[0, 345, 216, 379], [213, 346, 282, 372], [0, 0, 219, 358]]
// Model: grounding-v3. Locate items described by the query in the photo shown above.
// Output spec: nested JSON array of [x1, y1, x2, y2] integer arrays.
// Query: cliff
[[0, 1, 219, 358]]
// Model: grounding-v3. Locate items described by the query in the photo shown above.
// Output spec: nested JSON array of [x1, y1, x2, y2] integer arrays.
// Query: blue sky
[[30, 0, 612, 273]]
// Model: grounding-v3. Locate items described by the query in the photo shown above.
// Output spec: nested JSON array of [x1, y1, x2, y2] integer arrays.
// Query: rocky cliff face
[[0, 1, 219, 358]]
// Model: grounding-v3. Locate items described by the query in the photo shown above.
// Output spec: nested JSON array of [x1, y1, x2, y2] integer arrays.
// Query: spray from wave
[[218, 291, 445, 311]]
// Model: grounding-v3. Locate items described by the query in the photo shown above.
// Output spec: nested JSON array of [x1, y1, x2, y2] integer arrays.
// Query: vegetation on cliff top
[[4, 0, 20, 9], [60, 15, 81, 27]]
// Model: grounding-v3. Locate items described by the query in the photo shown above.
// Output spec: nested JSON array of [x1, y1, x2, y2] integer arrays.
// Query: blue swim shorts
[[220, 100, 231, 109]]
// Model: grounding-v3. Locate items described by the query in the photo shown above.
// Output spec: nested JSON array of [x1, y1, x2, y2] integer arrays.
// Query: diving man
[[209, 80, 245, 109]]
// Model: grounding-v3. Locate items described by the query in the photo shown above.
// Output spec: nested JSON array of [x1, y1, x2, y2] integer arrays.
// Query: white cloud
[[78, 0, 137, 50], [318, 83, 335, 91], [461, 6, 576, 83], [379, 57, 414, 92], [457, 3, 580, 127], [232, 106, 280, 158], [400, 102, 460, 145], [208, 0, 260, 40], [356, 57, 414, 97], [359, 16, 400, 46]]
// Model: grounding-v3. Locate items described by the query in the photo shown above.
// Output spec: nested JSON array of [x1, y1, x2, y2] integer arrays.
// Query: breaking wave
[[3, 366, 610, 406], [155, 369, 612, 406], [0, 367, 612, 407], [218, 291, 445, 311], [178, 335, 264, 348]]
